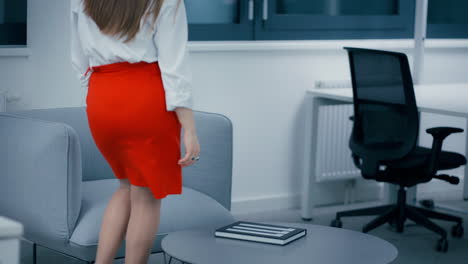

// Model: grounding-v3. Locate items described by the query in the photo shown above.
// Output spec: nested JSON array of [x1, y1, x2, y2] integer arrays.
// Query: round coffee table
[[161, 221, 398, 264]]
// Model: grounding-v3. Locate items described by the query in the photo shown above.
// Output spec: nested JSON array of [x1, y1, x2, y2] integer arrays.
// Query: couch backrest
[[2, 107, 233, 210]]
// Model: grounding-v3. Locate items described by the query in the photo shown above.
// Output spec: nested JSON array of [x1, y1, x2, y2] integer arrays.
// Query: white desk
[[301, 83, 468, 220], [0, 216, 23, 264]]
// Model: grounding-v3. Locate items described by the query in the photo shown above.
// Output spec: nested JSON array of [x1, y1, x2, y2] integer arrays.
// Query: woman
[[70, 0, 200, 263]]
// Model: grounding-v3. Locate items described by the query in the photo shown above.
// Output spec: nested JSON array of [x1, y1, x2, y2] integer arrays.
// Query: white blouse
[[70, 0, 193, 111]]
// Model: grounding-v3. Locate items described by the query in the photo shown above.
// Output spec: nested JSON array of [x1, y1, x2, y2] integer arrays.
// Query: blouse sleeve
[[153, 0, 194, 111], [70, 2, 90, 90]]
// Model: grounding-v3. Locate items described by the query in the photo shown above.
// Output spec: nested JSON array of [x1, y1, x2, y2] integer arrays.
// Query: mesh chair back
[[344, 47, 419, 177]]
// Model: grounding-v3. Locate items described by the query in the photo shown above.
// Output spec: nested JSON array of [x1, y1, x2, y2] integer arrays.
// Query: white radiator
[[314, 81, 361, 182]]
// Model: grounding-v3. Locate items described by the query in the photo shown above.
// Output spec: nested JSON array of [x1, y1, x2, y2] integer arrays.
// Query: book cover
[[214, 221, 307, 246]]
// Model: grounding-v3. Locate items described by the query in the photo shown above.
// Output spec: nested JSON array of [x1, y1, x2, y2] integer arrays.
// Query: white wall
[[2, 0, 468, 214]]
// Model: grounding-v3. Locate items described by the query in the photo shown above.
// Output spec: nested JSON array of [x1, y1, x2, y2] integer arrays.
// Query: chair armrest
[[425, 126, 464, 176], [426, 127, 463, 140], [0, 114, 82, 242]]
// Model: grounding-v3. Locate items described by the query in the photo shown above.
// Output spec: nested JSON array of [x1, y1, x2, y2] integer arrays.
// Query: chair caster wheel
[[436, 238, 448, 252], [451, 224, 464, 238], [330, 219, 342, 228]]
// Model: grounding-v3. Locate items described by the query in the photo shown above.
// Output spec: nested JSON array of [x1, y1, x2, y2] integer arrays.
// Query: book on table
[[214, 221, 307, 246]]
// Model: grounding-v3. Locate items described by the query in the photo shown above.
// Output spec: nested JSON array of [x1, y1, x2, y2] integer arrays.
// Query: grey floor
[[234, 201, 468, 264], [137, 200, 468, 264]]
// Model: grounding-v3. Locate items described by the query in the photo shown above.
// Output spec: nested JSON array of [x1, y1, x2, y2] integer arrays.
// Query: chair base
[[330, 186, 464, 252]]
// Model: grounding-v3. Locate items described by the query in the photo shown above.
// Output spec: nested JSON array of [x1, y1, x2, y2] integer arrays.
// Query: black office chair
[[330, 47, 466, 252]]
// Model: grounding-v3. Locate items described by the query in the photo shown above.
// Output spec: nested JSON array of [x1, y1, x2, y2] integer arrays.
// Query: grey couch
[[0, 106, 235, 264]]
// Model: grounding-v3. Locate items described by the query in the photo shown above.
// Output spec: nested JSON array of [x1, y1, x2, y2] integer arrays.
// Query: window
[[186, 0, 253, 40], [254, 0, 415, 40], [0, 0, 27, 46], [276, 0, 399, 15], [427, 0, 468, 38], [182, 0, 466, 41]]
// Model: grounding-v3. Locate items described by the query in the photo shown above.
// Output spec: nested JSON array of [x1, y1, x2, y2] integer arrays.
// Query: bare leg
[[125, 184, 162, 264], [95, 179, 131, 264]]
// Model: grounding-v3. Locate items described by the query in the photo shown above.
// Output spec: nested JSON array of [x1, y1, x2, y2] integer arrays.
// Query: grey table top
[[161, 221, 398, 264]]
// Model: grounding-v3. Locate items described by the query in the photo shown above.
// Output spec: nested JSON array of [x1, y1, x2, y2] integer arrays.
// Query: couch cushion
[[67, 178, 235, 260]]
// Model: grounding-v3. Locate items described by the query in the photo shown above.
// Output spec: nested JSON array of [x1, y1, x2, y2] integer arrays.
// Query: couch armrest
[[182, 112, 233, 211], [0, 114, 82, 243]]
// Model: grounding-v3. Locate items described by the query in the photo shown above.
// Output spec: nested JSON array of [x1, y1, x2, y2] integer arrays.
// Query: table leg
[[464, 119, 468, 200], [383, 184, 416, 204], [383, 184, 397, 204], [301, 94, 318, 221], [301, 95, 322, 220], [406, 187, 417, 206]]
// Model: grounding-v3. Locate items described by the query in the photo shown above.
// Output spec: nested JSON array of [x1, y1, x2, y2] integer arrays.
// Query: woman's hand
[[174, 107, 199, 167], [178, 128, 200, 167]]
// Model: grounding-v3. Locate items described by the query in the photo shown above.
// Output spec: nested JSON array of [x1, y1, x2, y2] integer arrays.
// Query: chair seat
[[385, 146, 467, 170], [376, 146, 467, 187], [64, 179, 235, 261]]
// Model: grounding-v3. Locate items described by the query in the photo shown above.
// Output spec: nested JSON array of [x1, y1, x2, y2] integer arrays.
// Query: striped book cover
[[214, 221, 307, 246]]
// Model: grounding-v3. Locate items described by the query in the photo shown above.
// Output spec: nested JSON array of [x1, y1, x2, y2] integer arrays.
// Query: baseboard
[[230, 178, 465, 216], [231, 193, 301, 215], [231, 183, 383, 215], [417, 188, 464, 201]]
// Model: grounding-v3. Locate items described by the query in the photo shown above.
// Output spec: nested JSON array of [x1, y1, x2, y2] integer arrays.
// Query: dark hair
[[83, 0, 181, 43]]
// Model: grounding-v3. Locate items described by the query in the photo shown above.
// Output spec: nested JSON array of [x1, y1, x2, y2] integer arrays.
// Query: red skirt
[[85, 61, 182, 199]]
